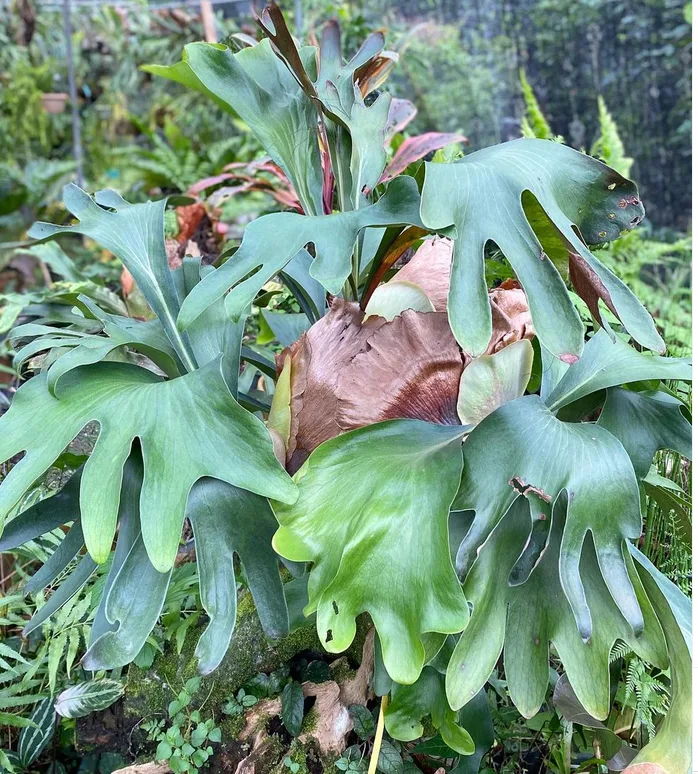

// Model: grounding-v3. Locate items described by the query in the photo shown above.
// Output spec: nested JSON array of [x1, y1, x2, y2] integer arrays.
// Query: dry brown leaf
[[391, 236, 452, 311], [279, 254, 534, 468], [278, 299, 385, 473], [568, 250, 620, 327], [489, 280, 535, 352], [336, 310, 464, 430]]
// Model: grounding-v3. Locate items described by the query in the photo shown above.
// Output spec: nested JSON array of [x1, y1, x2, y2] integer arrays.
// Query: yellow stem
[[368, 694, 389, 774]]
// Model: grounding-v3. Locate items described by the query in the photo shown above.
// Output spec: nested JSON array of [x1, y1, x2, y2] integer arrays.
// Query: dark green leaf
[[348, 705, 375, 741], [0, 359, 295, 571], [188, 479, 289, 674], [0, 469, 81, 552], [281, 681, 304, 737], [454, 395, 646, 640], [447, 499, 667, 718], [452, 690, 494, 774], [376, 740, 403, 774], [300, 660, 331, 683], [409, 736, 459, 758], [545, 329, 691, 411], [598, 389, 691, 478]]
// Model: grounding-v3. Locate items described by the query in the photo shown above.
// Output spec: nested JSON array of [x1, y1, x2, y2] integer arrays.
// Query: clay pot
[[41, 92, 69, 114]]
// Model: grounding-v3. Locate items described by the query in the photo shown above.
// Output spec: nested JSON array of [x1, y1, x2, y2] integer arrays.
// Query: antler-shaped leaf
[[453, 395, 644, 640], [256, 7, 393, 202], [28, 187, 197, 370], [420, 138, 663, 359], [84, 452, 172, 669], [598, 389, 692, 478], [0, 360, 296, 571], [177, 176, 423, 330], [85, 476, 290, 674], [545, 328, 691, 411], [10, 298, 183, 395], [187, 479, 290, 674], [447, 498, 667, 717], [625, 547, 692, 774], [144, 39, 324, 216], [272, 419, 469, 685]]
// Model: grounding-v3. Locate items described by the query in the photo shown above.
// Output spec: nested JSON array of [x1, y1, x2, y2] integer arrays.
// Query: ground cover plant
[[0, 3, 692, 772]]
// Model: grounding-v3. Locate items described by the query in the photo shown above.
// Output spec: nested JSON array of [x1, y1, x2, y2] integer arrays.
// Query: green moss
[[123, 591, 320, 720], [345, 614, 373, 665], [220, 712, 247, 741], [328, 658, 355, 686], [270, 738, 310, 774], [236, 589, 258, 618], [253, 733, 286, 774], [120, 593, 373, 729], [122, 669, 170, 720], [421, 718, 438, 739], [300, 706, 318, 734]]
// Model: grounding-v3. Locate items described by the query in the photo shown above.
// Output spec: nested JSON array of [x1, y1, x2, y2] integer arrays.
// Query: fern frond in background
[[590, 96, 634, 178], [519, 70, 563, 142]]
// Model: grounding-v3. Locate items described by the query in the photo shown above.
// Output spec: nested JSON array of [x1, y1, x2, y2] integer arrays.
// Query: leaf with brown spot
[[420, 138, 662, 358]]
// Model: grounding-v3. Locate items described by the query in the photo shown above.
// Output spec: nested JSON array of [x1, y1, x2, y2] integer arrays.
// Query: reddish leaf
[[188, 173, 235, 195], [379, 132, 469, 182], [175, 203, 206, 244], [384, 98, 417, 142]]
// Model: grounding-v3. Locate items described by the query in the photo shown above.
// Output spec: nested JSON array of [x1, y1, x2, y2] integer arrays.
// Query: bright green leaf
[[456, 339, 533, 425], [273, 420, 469, 685]]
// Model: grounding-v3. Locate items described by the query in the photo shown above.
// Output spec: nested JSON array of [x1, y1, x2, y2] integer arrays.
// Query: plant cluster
[[142, 676, 221, 773], [0, 3, 692, 773]]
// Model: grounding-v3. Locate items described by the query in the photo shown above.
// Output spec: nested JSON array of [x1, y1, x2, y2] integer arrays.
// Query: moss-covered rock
[[121, 593, 372, 725], [96, 591, 373, 765]]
